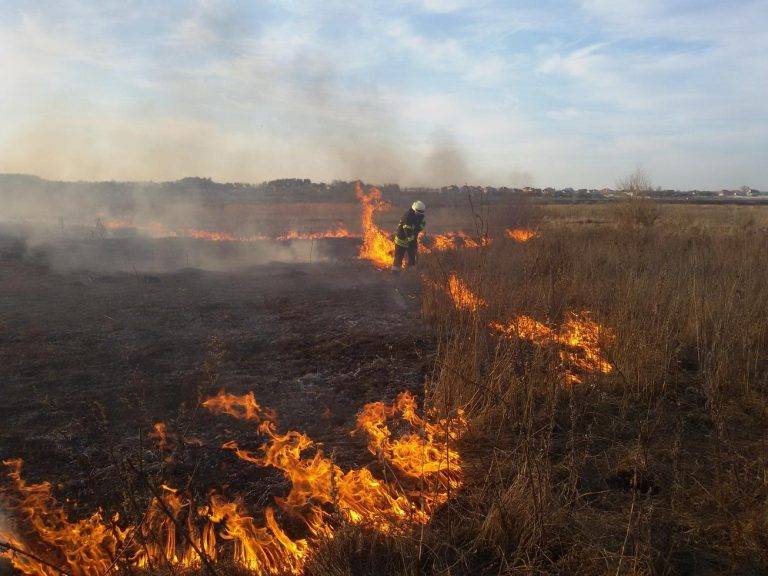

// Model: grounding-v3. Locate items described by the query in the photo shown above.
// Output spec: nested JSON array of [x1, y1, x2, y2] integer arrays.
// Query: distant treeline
[[0, 174, 537, 212], [1, 175, 765, 216]]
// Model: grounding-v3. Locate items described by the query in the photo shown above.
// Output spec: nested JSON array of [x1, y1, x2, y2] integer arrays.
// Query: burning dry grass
[[426, 231, 492, 252], [101, 220, 356, 243], [446, 273, 486, 313], [3, 201, 768, 575], [490, 311, 614, 384], [504, 228, 538, 242], [354, 183, 394, 268], [413, 204, 768, 574], [0, 392, 466, 575]]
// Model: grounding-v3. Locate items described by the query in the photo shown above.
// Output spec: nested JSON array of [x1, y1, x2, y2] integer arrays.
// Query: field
[[1, 198, 767, 575]]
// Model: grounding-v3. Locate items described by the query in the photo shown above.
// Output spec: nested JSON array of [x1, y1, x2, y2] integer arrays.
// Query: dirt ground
[[0, 234, 431, 517]]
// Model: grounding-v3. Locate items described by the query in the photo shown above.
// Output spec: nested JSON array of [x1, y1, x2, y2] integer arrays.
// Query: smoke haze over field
[[1, 1, 767, 189]]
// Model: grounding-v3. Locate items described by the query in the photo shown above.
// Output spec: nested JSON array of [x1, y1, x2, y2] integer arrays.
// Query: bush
[[613, 197, 662, 228]]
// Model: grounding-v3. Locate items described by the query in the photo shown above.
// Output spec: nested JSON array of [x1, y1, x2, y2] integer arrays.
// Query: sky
[[1, 0, 766, 189]]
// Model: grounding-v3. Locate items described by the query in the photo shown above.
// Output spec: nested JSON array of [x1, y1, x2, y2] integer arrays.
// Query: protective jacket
[[393, 208, 425, 248]]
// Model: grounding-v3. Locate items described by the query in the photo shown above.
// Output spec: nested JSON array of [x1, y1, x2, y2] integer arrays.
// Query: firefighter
[[391, 200, 426, 270]]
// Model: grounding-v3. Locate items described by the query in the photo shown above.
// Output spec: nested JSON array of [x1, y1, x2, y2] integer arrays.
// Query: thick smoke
[[0, 174, 344, 273]]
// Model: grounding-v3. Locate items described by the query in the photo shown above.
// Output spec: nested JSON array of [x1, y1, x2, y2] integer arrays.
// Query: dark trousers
[[393, 244, 417, 268]]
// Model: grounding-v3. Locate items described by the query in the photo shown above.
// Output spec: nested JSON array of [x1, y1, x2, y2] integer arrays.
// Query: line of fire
[[0, 180, 611, 576]]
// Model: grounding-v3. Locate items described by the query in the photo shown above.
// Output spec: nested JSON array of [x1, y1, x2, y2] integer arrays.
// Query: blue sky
[[1, 0, 766, 188]]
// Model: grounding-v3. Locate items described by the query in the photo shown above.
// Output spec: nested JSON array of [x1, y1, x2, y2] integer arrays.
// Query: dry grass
[[5, 202, 768, 576], [407, 204, 768, 575], [308, 203, 768, 575]]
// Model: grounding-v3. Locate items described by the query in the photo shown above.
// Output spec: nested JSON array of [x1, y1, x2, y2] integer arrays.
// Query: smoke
[[0, 1, 536, 274], [0, 172, 347, 273], [0, 3, 512, 188], [34, 237, 332, 274], [419, 131, 473, 186], [507, 169, 535, 188]]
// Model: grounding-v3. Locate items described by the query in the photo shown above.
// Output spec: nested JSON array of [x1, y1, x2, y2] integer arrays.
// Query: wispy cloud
[[0, 0, 766, 188]]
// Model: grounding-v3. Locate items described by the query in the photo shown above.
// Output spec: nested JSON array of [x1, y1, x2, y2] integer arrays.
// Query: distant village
[[0, 174, 764, 211], [422, 184, 764, 201]]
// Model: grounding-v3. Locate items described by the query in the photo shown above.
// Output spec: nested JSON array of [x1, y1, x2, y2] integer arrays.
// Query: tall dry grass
[[403, 204, 768, 575], [6, 203, 766, 576], [150, 204, 768, 575]]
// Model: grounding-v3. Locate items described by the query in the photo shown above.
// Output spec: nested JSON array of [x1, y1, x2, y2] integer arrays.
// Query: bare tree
[[614, 167, 660, 228], [616, 167, 653, 196]]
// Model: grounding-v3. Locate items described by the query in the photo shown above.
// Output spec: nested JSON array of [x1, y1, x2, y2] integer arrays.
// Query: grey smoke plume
[[0, 2, 509, 188], [421, 131, 473, 186]]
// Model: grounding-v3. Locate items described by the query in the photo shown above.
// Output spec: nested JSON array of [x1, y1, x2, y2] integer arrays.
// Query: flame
[[276, 226, 355, 241], [557, 313, 615, 378], [186, 229, 240, 242], [101, 219, 179, 238], [505, 228, 538, 242], [100, 218, 133, 230], [1, 392, 466, 575], [355, 182, 394, 268], [355, 392, 465, 507], [150, 422, 170, 452], [0, 458, 125, 576], [426, 232, 492, 253], [490, 311, 614, 383], [432, 234, 459, 251], [201, 390, 266, 421], [100, 207, 506, 254], [205, 498, 307, 573], [447, 273, 486, 312], [99, 219, 356, 243], [489, 315, 556, 345]]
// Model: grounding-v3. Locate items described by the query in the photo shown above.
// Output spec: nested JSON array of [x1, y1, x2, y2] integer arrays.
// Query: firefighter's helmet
[[412, 200, 425, 214]]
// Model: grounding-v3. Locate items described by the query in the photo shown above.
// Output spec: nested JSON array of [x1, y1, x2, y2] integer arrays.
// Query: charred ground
[[0, 234, 429, 517]]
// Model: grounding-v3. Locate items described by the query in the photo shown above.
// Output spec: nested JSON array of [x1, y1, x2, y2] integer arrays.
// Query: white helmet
[[412, 200, 425, 214]]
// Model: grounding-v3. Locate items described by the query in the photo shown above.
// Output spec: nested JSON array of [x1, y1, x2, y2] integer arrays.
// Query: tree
[[616, 167, 653, 196], [614, 167, 660, 228]]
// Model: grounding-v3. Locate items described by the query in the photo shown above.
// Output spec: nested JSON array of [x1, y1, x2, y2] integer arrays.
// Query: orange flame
[[150, 422, 170, 452], [0, 458, 125, 576], [201, 390, 266, 421], [1, 392, 466, 575], [490, 311, 614, 383], [505, 228, 538, 242], [276, 226, 355, 241], [355, 392, 465, 508], [100, 218, 133, 230], [186, 229, 240, 242], [426, 232, 492, 253], [99, 219, 356, 243], [355, 182, 394, 268], [447, 273, 486, 312]]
